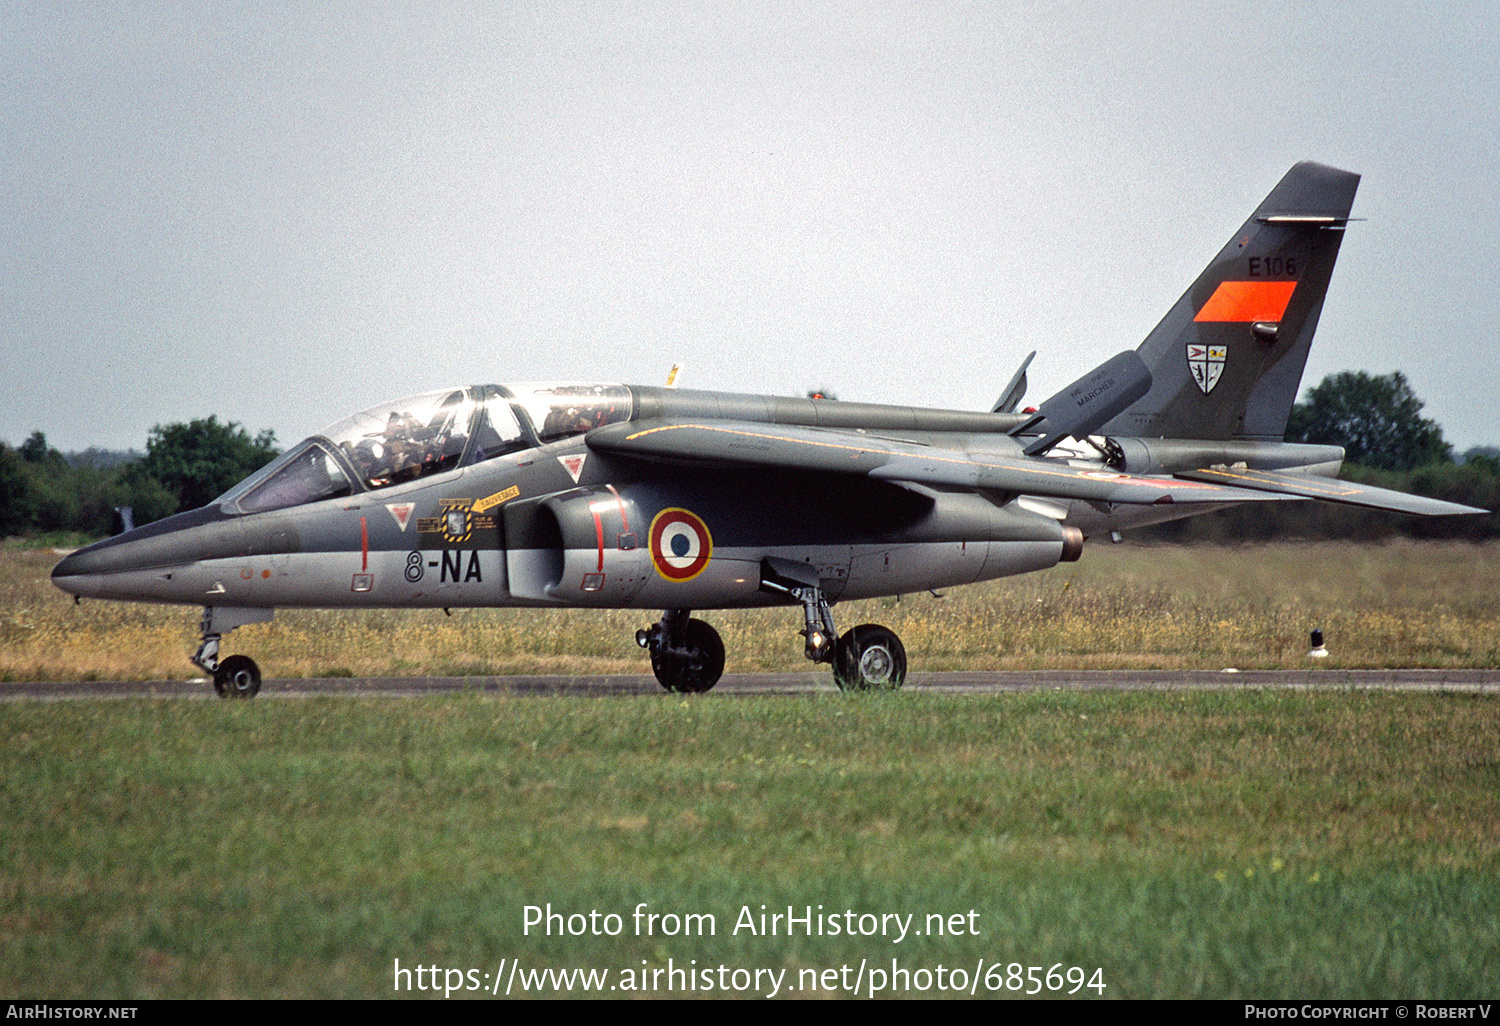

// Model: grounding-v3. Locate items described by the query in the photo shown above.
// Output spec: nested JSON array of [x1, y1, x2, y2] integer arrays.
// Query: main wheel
[[213, 654, 262, 699], [833, 624, 906, 691], [650, 618, 725, 694]]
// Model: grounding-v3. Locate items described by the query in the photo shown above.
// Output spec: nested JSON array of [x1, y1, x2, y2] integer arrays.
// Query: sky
[[4, 1, 1498, 454]]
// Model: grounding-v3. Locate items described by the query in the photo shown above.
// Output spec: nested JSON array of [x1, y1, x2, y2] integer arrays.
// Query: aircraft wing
[[1175, 466, 1487, 516], [587, 419, 1296, 507]]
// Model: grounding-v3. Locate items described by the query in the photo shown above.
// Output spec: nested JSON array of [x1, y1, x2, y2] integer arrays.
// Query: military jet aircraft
[[51, 162, 1484, 697]]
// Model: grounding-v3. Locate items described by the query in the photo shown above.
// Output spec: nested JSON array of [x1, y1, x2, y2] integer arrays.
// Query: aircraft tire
[[834, 625, 906, 691], [651, 618, 725, 694], [213, 655, 262, 699]]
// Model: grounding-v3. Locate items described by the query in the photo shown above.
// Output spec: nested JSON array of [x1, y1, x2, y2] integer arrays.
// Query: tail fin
[[1100, 162, 1360, 441]]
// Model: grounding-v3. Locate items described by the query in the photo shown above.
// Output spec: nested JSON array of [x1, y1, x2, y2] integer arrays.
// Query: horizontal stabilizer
[[1176, 467, 1487, 516]]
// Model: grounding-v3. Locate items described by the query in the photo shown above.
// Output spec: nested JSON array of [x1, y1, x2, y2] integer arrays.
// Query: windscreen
[[236, 441, 353, 514]]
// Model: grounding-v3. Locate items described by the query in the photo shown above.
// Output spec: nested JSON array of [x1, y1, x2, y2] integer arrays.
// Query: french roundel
[[650, 508, 713, 582]]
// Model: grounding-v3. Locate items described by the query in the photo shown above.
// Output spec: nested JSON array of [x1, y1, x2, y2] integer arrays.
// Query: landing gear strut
[[760, 557, 907, 691], [634, 561, 910, 694], [191, 606, 273, 699], [637, 609, 725, 693]]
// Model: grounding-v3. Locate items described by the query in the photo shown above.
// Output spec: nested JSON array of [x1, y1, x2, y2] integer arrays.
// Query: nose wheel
[[213, 654, 262, 699]]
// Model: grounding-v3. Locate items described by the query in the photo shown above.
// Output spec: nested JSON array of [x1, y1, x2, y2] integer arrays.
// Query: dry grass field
[[4, 538, 1498, 682]]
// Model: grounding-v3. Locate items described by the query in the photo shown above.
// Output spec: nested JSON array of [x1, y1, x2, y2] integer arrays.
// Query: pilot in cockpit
[[344, 410, 416, 488]]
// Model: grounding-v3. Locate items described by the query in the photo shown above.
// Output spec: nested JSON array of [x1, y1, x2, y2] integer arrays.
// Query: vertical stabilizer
[[1100, 162, 1360, 441]]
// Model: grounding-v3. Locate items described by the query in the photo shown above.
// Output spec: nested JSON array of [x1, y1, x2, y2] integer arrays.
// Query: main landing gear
[[191, 606, 273, 699], [636, 609, 725, 693], [760, 557, 906, 691], [636, 559, 907, 694], [832, 623, 907, 691]]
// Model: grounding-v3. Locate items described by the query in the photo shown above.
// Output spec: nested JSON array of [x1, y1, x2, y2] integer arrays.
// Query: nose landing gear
[[192, 606, 273, 699], [832, 623, 907, 691]]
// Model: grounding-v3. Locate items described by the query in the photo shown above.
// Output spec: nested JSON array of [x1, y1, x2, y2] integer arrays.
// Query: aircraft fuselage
[[51, 382, 1348, 616]]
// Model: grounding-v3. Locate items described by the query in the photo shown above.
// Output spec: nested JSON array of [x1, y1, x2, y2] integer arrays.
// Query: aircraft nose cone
[[50, 538, 132, 582], [48, 504, 240, 601], [50, 544, 117, 599], [50, 549, 85, 592]]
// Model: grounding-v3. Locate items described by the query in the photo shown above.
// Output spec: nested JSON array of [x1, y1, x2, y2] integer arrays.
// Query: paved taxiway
[[3, 669, 1497, 700]]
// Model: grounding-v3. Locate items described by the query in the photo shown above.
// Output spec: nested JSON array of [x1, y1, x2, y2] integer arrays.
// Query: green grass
[[2, 690, 1496, 998], [4, 540, 1497, 997]]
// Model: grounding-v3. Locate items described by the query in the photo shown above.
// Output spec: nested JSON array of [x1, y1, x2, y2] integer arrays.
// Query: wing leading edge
[[588, 419, 1294, 508], [590, 419, 1486, 516]]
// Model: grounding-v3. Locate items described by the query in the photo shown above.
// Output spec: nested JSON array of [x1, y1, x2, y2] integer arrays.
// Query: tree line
[[0, 418, 278, 539], [1, 371, 1495, 541]]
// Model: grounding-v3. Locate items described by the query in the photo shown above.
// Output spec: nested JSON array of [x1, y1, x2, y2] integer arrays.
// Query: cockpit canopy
[[217, 382, 631, 515]]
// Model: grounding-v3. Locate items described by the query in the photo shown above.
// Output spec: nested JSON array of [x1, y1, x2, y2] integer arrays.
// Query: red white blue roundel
[[650, 508, 713, 582]]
